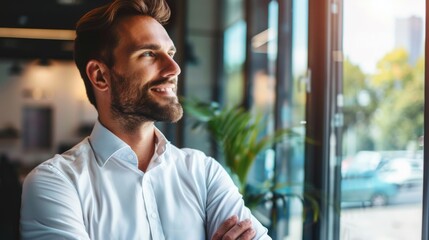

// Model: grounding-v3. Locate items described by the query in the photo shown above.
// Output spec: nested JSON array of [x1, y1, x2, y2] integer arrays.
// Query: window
[[181, 0, 427, 239], [339, 1, 425, 239], [22, 106, 53, 151]]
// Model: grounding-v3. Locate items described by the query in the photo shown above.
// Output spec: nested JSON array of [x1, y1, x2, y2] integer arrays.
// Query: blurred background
[[0, 0, 426, 239]]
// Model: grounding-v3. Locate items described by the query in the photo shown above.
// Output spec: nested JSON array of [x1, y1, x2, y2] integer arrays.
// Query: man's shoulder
[[27, 138, 93, 181], [168, 144, 211, 162], [60, 137, 94, 162], [166, 144, 223, 171], [179, 146, 207, 158]]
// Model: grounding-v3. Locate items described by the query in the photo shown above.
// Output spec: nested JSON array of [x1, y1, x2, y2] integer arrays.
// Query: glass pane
[[273, 0, 308, 239], [245, 0, 309, 239], [223, 0, 246, 107], [340, 0, 425, 239], [182, 0, 217, 153], [245, 0, 276, 230]]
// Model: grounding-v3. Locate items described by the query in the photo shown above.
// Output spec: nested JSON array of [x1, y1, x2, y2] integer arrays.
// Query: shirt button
[[151, 213, 157, 218]]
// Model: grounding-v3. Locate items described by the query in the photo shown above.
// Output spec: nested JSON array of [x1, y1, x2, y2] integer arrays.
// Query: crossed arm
[[20, 157, 268, 239], [212, 215, 256, 240]]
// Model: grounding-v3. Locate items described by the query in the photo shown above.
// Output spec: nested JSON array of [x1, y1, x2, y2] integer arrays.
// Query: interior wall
[[0, 0, 221, 164], [0, 60, 97, 166]]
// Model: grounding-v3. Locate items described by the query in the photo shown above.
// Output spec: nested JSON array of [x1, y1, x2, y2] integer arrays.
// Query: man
[[20, 0, 270, 239]]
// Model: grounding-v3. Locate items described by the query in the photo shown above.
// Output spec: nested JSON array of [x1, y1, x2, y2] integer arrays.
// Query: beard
[[109, 69, 183, 130]]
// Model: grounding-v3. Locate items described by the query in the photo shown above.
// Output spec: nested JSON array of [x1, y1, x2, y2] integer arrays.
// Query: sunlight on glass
[[341, 0, 425, 239]]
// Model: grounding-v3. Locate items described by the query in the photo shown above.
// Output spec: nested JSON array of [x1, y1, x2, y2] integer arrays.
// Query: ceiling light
[[0, 27, 75, 40], [57, 0, 82, 5]]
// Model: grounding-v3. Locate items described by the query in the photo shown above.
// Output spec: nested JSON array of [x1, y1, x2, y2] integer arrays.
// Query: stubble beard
[[109, 70, 183, 131]]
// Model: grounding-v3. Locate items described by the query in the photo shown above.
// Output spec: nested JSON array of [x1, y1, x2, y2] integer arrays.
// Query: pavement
[[340, 203, 422, 240], [280, 189, 423, 240]]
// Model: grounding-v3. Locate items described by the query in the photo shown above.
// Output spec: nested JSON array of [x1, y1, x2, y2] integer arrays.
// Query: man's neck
[[99, 117, 156, 172]]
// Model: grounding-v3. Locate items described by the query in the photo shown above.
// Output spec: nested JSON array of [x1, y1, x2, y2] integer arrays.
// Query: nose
[[161, 55, 181, 78]]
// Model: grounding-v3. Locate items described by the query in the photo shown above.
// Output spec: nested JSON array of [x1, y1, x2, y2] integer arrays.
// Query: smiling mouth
[[153, 87, 174, 92], [151, 84, 176, 97]]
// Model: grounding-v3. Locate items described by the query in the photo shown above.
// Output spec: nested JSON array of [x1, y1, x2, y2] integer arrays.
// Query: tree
[[342, 48, 424, 152], [342, 57, 378, 152], [370, 48, 424, 150]]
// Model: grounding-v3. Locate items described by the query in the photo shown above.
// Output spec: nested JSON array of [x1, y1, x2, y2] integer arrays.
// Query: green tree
[[370, 48, 424, 150], [342, 57, 378, 151]]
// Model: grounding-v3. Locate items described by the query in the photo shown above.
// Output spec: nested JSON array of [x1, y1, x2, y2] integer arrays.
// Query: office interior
[[0, 0, 428, 239]]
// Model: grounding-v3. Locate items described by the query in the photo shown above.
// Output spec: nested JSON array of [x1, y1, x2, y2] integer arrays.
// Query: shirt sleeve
[[204, 158, 271, 239], [20, 164, 90, 240]]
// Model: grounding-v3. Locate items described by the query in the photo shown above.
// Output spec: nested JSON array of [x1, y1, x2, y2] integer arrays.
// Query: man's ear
[[86, 60, 110, 92]]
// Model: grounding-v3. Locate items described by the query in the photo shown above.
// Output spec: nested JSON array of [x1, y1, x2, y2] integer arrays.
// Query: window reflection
[[340, 0, 425, 239]]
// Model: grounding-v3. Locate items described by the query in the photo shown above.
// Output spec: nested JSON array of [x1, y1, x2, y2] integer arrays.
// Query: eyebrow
[[132, 43, 176, 53]]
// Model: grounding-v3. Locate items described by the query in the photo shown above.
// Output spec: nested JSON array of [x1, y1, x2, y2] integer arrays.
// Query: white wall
[[0, 60, 97, 165]]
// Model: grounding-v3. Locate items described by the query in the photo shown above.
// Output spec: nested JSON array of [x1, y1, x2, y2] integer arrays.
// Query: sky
[[343, 0, 425, 74]]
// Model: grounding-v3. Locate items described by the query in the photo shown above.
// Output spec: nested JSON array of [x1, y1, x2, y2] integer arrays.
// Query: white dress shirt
[[21, 121, 270, 240]]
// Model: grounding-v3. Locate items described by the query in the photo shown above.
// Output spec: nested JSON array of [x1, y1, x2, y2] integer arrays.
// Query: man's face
[[108, 15, 183, 124]]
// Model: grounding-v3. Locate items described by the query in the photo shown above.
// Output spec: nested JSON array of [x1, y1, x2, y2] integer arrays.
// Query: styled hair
[[74, 0, 171, 108]]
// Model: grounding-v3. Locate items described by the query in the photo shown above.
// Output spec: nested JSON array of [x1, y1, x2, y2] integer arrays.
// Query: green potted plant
[[182, 98, 320, 234], [182, 99, 291, 193]]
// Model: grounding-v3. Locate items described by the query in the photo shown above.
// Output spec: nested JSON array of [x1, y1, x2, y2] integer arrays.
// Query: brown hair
[[74, 0, 171, 108]]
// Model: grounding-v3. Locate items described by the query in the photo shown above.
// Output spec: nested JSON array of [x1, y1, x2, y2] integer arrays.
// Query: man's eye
[[168, 52, 176, 57], [142, 51, 155, 57]]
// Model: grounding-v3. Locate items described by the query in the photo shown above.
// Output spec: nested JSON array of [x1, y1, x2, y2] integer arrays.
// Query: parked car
[[341, 168, 398, 207], [341, 152, 423, 207], [376, 158, 423, 190]]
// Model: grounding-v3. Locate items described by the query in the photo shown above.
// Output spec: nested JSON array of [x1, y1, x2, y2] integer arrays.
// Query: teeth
[[153, 88, 173, 92]]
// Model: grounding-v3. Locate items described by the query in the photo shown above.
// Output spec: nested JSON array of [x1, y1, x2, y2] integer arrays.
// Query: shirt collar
[[89, 120, 169, 167], [154, 127, 168, 156]]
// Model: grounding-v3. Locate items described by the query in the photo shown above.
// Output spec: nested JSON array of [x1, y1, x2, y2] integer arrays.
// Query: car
[[341, 168, 398, 207], [376, 158, 423, 190], [341, 152, 423, 207]]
